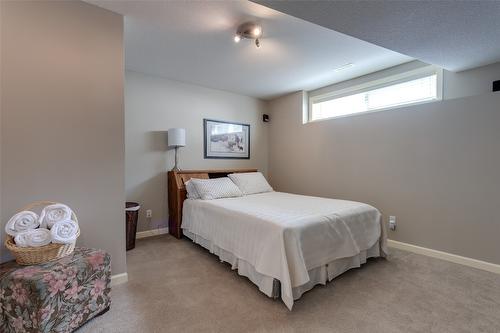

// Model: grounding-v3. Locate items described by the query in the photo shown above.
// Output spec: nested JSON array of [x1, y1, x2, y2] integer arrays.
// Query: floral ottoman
[[0, 247, 111, 333]]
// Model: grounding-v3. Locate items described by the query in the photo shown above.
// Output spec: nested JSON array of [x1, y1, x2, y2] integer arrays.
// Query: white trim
[[307, 65, 443, 123], [301, 90, 309, 124], [136, 227, 169, 239], [311, 66, 440, 102], [111, 272, 128, 286], [388, 240, 500, 275], [307, 98, 439, 123]]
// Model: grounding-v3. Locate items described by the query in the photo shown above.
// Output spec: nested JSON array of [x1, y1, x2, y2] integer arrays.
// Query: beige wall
[[268, 90, 500, 265], [125, 71, 268, 232], [444, 62, 500, 100], [0, 0, 3, 257], [0, 1, 127, 274]]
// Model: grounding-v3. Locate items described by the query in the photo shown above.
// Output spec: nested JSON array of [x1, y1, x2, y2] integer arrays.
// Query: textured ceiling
[[85, 0, 411, 99], [254, 0, 500, 72]]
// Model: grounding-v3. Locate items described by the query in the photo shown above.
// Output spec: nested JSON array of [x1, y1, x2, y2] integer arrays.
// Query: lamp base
[[171, 146, 181, 172]]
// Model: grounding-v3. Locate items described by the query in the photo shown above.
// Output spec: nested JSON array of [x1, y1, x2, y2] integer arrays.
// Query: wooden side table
[[167, 170, 208, 238], [167, 170, 183, 238]]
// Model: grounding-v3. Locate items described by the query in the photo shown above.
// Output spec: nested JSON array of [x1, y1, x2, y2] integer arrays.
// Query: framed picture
[[204, 119, 250, 159]]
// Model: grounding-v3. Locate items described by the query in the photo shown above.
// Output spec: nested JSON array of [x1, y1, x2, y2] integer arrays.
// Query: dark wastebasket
[[125, 202, 140, 251]]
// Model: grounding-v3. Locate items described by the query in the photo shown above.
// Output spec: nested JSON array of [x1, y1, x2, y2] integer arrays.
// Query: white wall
[[125, 71, 268, 232], [267, 62, 500, 265], [0, 1, 126, 274]]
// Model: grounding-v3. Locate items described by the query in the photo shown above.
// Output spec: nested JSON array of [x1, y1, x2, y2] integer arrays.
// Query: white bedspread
[[182, 191, 386, 310]]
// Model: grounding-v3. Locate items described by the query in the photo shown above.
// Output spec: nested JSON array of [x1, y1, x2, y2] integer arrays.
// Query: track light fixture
[[234, 21, 262, 48]]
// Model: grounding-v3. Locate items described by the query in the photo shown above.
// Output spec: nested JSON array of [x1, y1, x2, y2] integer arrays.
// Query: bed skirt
[[183, 230, 381, 304]]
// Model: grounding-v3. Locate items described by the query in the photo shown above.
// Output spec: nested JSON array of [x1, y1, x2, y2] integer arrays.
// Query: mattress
[[182, 191, 386, 309]]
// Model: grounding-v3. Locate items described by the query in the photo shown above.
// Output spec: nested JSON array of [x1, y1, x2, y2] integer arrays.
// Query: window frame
[[307, 66, 443, 123]]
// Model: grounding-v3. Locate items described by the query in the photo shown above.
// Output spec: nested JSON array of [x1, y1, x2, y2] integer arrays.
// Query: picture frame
[[203, 119, 250, 159]]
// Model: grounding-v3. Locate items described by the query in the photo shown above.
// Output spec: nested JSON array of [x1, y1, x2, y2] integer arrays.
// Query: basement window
[[308, 66, 442, 122]]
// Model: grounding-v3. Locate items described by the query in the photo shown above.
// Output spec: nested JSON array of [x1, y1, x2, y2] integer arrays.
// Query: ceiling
[[254, 0, 500, 72], [86, 0, 412, 100]]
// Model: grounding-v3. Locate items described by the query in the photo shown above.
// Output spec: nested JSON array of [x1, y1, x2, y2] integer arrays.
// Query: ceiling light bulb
[[253, 27, 261, 37], [234, 35, 241, 43]]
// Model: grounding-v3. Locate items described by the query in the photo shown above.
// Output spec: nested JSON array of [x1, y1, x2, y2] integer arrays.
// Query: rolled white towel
[[51, 220, 79, 244], [39, 203, 73, 229], [5, 211, 40, 237], [14, 228, 52, 247]]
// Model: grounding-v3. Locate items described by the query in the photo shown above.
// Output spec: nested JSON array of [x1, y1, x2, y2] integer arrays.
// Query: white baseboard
[[111, 272, 128, 286], [388, 239, 500, 275], [136, 227, 169, 239]]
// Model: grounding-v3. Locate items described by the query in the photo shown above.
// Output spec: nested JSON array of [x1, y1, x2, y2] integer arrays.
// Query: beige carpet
[[78, 235, 500, 333]]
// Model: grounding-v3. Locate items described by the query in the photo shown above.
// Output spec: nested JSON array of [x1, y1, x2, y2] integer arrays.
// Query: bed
[[167, 169, 387, 310]]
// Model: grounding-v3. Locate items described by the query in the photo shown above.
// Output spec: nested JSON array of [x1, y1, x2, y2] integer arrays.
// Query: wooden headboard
[[167, 168, 257, 238]]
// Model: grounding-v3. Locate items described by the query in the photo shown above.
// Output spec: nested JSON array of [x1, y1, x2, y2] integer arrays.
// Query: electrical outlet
[[146, 209, 152, 218], [389, 216, 396, 231]]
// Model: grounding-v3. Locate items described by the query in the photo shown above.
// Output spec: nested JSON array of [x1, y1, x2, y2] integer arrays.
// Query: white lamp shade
[[168, 128, 186, 147]]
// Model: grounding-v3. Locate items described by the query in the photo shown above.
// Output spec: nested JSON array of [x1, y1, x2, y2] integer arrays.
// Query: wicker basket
[[4, 201, 80, 265]]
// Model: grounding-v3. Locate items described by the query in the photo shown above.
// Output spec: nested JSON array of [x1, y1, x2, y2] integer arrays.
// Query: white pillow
[[191, 178, 243, 200], [185, 180, 201, 199], [228, 172, 273, 195]]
